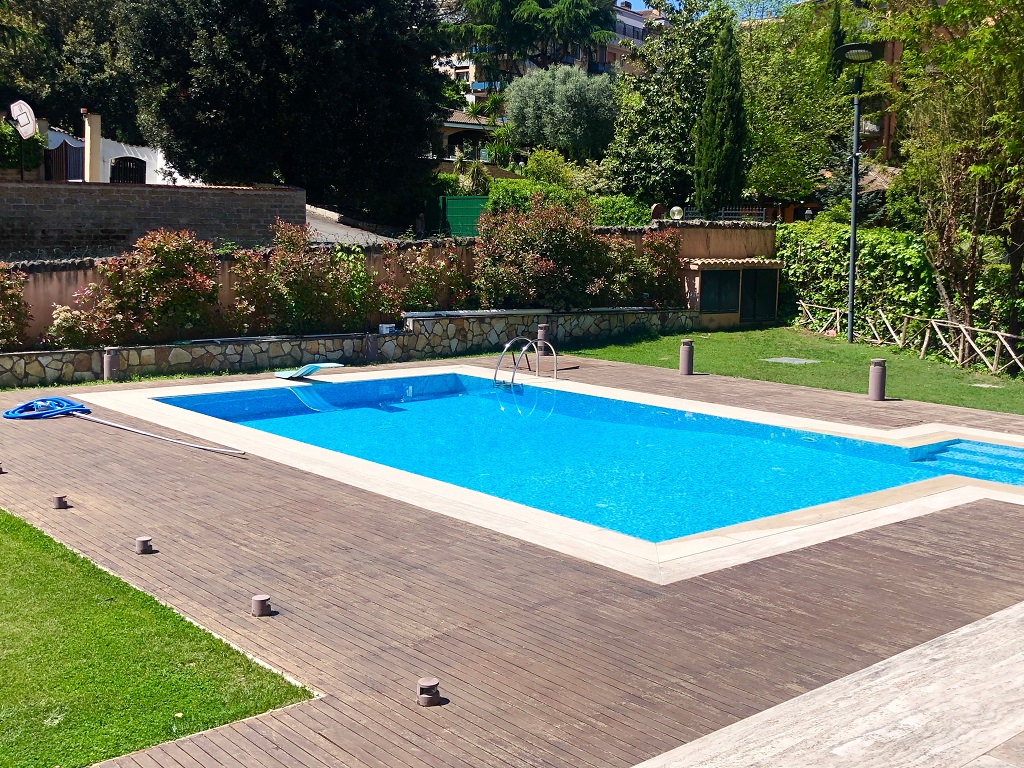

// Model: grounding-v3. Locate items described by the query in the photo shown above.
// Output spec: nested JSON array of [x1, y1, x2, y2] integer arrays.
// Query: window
[[700, 270, 740, 314], [454, 68, 470, 82]]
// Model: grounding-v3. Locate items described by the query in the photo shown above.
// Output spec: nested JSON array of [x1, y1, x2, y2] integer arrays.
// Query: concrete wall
[[0, 308, 700, 388], [0, 181, 306, 256]]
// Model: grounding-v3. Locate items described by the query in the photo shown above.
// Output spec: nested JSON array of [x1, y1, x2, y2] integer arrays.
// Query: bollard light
[[417, 677, 441, 706], [135, 536, 153, 555], [679, 339, 694, 376], [251, 594, 272, 617], [52, 494, 68, 509], [868, 358, 887, 401]]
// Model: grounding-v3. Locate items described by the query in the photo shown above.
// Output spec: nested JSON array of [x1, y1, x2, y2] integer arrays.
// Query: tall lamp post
[[833, 41, 884, 343]]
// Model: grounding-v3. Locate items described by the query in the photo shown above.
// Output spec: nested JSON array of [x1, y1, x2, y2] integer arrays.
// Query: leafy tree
[[117, 0, 462, 221], [826, 1, 846, 81], [504, 64, 617, 160], [692, 20, 746, 215], [887, 0, 1024, 329], [448, 0, 615, 80], [0, 0, 140, 142], [604, 0, 732, 205], [737, 0, 854, 202]]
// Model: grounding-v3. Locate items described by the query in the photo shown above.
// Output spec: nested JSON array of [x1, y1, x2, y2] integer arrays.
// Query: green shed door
[[740, 269, 779, 322], [442, 195, 489, 237]]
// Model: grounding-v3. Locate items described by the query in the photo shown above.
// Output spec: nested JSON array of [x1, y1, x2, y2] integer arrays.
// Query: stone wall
[[0, 181, 305, 256], [0, 308, 697, 388]]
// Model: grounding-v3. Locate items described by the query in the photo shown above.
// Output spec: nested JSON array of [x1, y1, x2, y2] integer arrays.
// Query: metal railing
[[493, 336, 558, 387]]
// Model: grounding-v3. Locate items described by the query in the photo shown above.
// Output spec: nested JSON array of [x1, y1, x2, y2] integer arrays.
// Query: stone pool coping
[[76, 364, 1024, 585]]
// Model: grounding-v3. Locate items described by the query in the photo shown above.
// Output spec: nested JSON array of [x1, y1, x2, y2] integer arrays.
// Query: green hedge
[[778, 221, 939, 322], [486, 178, 583, 214], [592, 194, 649, 226]]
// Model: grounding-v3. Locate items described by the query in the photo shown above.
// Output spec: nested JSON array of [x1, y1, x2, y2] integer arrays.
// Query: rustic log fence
[[796, 300, 1024, 374]]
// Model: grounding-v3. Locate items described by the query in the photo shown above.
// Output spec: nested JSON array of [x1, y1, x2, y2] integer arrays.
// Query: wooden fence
[[797, 301, 1024, 375]]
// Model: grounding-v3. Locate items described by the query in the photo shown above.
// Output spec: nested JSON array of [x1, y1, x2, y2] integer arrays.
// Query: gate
[[441, 195, 488, 237], [44, 141, 84, 181], [110, 156, 146, 184]]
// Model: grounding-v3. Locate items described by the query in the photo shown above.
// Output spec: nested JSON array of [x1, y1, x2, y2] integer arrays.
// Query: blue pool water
[[157, 373, 1024, 542]]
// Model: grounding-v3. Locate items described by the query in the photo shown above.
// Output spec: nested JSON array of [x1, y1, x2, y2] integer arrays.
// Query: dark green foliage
[[592, 194, 649, 226], [118, 0, 460, 221], [0, 0, 142, 142], [777, 220, 938, 323], [605, 0, 732, 205], [692, 21, 746, 216], [0, 119, 45, 170], [826, 1, 846, 81], [486, 177, 583, 213], [504, 65, 617, 160], [447, 0, 615, 78], [230, 222, 376, 336]]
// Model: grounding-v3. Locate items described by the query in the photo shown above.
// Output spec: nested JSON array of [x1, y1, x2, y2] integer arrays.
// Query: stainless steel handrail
[[510, 339, 557, 385], [493, 336, 558, 386], [493, 336, 534, 385]]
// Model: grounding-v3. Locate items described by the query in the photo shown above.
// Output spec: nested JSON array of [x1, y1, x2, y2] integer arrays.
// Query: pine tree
[[692, 21, 746, 217], [826, 1, 846, 81]]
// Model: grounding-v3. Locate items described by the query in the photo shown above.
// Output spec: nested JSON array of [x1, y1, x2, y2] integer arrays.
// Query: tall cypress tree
[[826, 1, 846, 81], [692, 20, 746, 217]]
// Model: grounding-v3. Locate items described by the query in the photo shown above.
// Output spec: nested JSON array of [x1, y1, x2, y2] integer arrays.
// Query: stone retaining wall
[[0, 308, 697, 388]]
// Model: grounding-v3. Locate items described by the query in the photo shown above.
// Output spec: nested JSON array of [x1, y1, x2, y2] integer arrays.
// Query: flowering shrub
[[0, 265, 31, 350], [474, 196, 612, 310], [377, 244, 470, 315], [230, 221, 375, 335], [636, 230, 687, 305], [47, 230, 222, 347]]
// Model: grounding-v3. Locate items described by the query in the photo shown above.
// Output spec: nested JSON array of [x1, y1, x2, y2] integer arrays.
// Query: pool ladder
[[493, 336, 558, 389]]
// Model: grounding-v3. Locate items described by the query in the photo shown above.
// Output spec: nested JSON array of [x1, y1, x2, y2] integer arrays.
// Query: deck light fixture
[[417, 677, 441, 706], [833, 41, 885, 343], [251, 594, 272, 617]]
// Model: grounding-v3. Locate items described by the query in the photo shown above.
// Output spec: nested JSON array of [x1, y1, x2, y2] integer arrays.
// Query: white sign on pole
[[9, 100, 37, 140]]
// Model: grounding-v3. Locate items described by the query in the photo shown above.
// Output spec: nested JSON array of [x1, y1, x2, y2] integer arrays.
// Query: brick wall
[[0, 181, 305, 254]]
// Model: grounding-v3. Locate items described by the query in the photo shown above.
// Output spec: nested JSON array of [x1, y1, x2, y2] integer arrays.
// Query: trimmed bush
[[0, 265, 31, 351], [47, 230, 222, 348], [592, 195, 650, 226], [377, 243, 471, 315], [486, 178, 584, 215], [475, 196, 611, 310], [231, 221, 375, 336]]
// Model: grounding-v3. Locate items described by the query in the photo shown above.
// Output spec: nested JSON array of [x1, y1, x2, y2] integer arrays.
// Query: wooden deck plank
[[5, 359, 1024, 767]]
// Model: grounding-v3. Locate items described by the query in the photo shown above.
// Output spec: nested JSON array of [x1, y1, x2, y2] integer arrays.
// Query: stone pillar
[[83, 111, 102, 183]]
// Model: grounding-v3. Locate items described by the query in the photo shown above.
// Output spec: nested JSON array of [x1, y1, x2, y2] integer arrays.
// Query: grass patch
[[0, 510, 310, 768], [574, 326, 1024, 415]]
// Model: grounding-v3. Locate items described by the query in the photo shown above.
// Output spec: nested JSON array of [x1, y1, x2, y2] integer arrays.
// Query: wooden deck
[[3, 358, 1024, 767]]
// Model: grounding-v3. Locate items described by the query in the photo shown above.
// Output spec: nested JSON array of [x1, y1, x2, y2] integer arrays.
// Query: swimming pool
[[155, 372, 1024, 543]]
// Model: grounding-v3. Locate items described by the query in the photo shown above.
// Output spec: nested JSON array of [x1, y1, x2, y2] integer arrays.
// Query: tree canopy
[[447, 0, 615, 81], [504, 64, 616, 160], [692, 20, 746, 215], [117, 0, 461, 219], [604, 0, 732, 205]]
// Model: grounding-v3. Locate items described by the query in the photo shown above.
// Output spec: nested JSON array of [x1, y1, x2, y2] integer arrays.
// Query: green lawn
[[574, 326, 1024, 415], [0, 511, 310, 768]]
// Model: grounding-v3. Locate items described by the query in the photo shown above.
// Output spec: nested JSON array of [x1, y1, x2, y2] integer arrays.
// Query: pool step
[[916, 441, 1024, 486]]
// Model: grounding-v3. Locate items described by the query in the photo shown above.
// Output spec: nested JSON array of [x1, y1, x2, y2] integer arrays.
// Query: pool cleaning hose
[[3, 397, 246, 457]]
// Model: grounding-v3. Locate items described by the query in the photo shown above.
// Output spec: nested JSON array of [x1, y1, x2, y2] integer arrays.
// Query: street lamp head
[[834, 41, 885, 65]]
